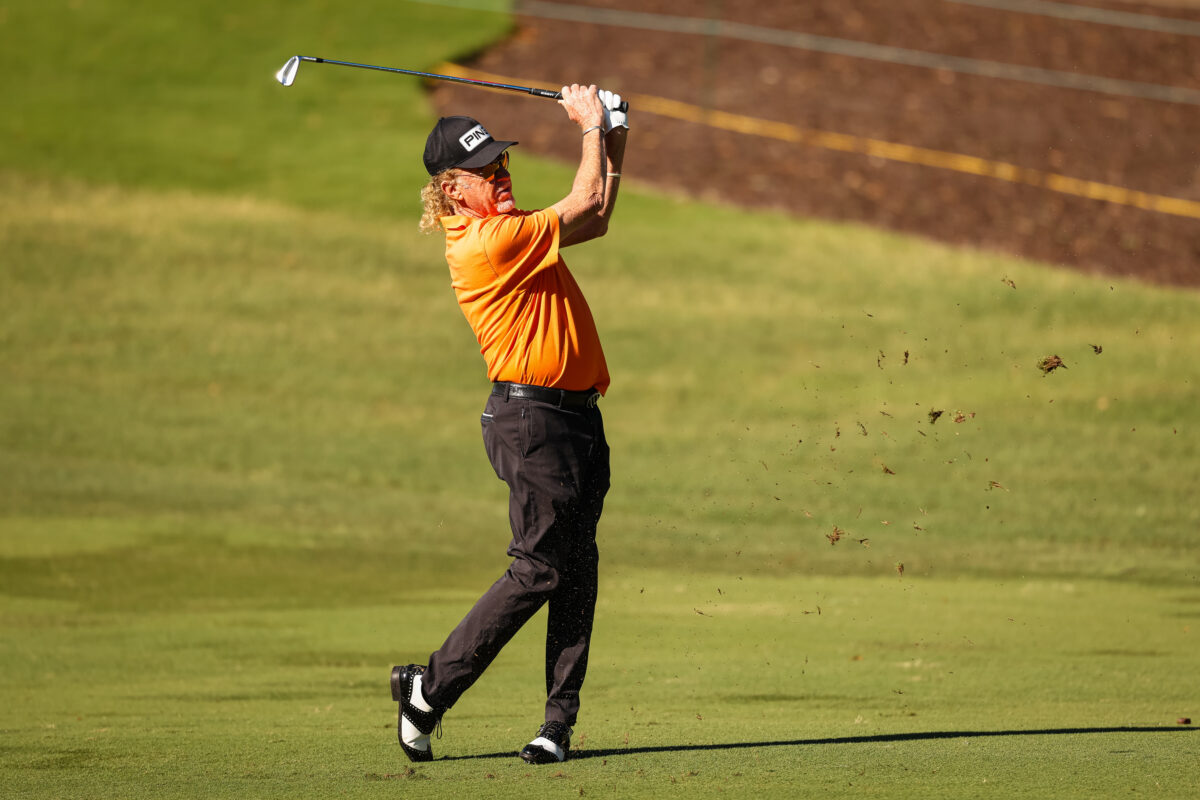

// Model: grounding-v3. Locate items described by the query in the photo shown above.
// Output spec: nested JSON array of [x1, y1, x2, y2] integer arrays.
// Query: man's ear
[[441, 178, 461, 202]]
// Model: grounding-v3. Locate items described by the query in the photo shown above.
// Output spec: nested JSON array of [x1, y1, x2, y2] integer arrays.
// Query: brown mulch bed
[[430, 0, 1200, 286]]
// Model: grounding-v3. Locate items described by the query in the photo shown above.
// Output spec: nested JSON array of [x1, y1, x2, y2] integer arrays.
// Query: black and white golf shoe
[[390, 664, 443, 762], [519, 721, 572, 764]]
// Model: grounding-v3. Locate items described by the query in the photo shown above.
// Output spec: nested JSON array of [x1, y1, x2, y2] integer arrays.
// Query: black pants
[[422, 391, 610, 725]]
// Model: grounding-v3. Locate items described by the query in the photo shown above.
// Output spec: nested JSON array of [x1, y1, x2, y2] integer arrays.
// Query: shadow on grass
[[441, 726, 1196, 762]]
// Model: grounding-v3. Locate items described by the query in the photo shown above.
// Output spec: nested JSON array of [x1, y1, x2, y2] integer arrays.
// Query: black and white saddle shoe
[[519, 721, 572, 764], [390, 665, 443, 762]]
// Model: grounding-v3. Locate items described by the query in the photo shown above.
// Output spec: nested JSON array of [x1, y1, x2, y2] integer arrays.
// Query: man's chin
[[496, 198, 516, 214]]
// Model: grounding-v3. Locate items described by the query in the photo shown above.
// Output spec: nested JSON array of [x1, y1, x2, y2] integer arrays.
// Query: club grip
[[536, 88, 629, 113]]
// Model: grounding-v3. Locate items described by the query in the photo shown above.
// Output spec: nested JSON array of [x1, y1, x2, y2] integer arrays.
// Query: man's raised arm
[[551, 84, 607, 240], [562, 90, 628, 247]]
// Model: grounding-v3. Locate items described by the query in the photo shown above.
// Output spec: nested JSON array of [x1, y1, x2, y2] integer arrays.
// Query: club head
[[275, 56, 300, 87]]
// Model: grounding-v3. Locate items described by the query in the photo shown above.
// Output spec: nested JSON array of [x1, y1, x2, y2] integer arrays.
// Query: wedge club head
[[275, 55, 300, 87]]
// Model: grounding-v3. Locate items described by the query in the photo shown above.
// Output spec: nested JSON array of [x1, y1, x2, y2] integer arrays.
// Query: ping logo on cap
[[459, 124, 490, 152]]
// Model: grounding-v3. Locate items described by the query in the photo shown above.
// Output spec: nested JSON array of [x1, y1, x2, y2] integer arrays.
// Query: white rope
[[514, 0, 1200, 107], [947, 0, 1200, 38], [399, 0, 1200, 106]]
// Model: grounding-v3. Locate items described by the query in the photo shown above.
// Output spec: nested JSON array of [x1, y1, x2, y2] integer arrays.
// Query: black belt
[[492, 381, 601, 409]]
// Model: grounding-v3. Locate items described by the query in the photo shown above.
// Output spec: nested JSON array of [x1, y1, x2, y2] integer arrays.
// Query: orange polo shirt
[[441, 209, 610, 394]]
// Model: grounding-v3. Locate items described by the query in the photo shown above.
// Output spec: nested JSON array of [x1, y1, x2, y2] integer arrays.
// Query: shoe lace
[[540, 721, 571, 742]]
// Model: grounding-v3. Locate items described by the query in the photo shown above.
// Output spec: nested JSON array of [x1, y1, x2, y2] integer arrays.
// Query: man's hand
[[599, 90, 629, 132], [558, 84, 605, 132]]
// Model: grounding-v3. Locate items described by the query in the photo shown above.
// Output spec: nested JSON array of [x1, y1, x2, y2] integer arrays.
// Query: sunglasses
[[469, 151, 509, 181]]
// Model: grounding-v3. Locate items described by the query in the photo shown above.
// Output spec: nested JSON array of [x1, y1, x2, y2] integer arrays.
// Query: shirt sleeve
[[480, 210, 561, 284]]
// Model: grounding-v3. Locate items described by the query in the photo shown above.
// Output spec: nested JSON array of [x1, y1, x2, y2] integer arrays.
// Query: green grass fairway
[[3, 173, 1197, 800], [2, 571, 1196, 799], [2, 1, 1198, 797]]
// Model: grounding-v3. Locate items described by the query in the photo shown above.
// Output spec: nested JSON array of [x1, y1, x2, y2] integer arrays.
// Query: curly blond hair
[[419, 169, 461, 234]]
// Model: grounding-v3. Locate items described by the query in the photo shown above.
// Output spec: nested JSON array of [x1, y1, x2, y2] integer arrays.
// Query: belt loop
[[504, 382, 511, 402], [557, 389, 566, 408]]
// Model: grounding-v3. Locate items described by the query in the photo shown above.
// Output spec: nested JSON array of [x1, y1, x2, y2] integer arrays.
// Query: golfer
[[391, 84, 628, 764]]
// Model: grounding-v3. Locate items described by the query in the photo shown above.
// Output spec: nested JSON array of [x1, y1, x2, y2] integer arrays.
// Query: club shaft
[[296, 56, 629, 111], [299, 56, 561, 100]]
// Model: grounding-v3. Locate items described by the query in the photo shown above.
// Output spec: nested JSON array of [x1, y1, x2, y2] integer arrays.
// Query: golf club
[[275, 55, 628, 111]]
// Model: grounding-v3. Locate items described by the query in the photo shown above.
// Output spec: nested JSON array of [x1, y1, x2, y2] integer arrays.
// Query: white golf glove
[[599, 89, 628, 132]]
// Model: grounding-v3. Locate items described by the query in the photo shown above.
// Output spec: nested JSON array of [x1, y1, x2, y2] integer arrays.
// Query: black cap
[[423, 116, 517, 176]]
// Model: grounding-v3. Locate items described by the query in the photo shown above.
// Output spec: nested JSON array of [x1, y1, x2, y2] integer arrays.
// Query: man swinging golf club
[[392, 83, 628, 764]]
